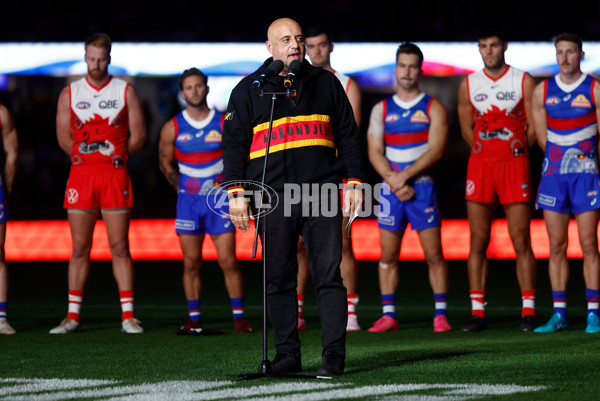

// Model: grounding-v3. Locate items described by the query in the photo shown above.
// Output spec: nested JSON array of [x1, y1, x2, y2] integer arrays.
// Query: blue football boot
[[534, 313, 569, 333]]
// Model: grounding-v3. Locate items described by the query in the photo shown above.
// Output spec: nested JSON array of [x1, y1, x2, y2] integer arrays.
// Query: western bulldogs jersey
[[383, 93, 433, 173], [69, 77, 129, 170], [542, 74, 599, 176], [467, 66, 528, 161], [174, 109, 225, 195]]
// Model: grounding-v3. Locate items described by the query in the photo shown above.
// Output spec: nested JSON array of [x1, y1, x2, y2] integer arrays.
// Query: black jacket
[[223, 58, 365, 192]]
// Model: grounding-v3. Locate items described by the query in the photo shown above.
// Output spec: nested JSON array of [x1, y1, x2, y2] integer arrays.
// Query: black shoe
[[519, 315, 537, 332], [316, 349, 345, 377], [461, 316, 486, 332], [271, 352, 302, 375]]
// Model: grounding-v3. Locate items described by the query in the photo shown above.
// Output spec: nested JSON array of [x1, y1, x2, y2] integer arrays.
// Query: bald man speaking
[[223, 18, 365, 376]]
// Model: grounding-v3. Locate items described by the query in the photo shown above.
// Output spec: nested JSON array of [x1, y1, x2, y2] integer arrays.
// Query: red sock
[[67, 289, 84, 323], [297, 293, 304, 319], [470, 290, 486, 318], [120, 290, 135, 321], [521, 289, 536, 317], [347, 293, 359, 316]]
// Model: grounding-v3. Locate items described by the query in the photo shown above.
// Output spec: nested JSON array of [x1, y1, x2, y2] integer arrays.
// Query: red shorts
[[64, 168, 133, 209], [465, 157, 532, 204]]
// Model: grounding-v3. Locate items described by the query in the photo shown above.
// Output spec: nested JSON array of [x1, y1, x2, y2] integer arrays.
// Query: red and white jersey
[[467, 66, 528, 161], [69, 76, 129, 171], [334, 70, 351, 94]]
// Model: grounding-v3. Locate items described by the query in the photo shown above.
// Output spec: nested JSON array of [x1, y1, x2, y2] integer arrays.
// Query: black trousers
[[258, 191, 347, 357]]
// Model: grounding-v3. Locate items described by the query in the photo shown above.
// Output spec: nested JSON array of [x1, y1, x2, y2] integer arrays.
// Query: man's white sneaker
[[122, 318, 144, 334], [346, 314, 361, 331], [0, 318, 16, 335], [49, 318, 80, 334]]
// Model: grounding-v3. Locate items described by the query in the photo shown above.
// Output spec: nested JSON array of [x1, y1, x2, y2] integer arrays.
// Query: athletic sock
[[0, 301, 7, 319], [585, 288, 599, 317], [470, 290, 486, 318], [521, 289, 536, 317], [187, 299, 202, 322], [347, 293, 359, 317], [433, 292, 448, 317], [297, 293, 304, 320], [381, 293, 396, 319], [119, 290, 135, 321], [67, 289, 84, 323], [230, 297, 245, 320], [552, 290, 567, 319]]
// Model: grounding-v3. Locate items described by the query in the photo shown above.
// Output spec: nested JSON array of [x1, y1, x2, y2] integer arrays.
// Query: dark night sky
[[4, 1, 600, 43]]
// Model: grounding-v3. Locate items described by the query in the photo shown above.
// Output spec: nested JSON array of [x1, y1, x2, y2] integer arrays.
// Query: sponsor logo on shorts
[[378, 215, 395, 226], [225, 111, 234, 121], [385, 113, 400, 123], [546, 96, 560, 105], [425, 207, 435, 214], [537, 193, 556, 207], [75, 101, 91, 109], [410, 110, 430, 123], [66, 188, 79, 204], [521, 183, 529, 189], [177, 133, 193, 142], [175, 219, 195, 230], [588, 191, 597, 197], [427, 215, 435, 223], [571, 94, 592, 108], [465, 180, 475, 196], [474, 93, 488, 102], [592, 198, 597, 206]]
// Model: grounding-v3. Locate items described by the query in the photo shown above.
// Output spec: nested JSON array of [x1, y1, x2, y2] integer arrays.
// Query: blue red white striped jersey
[[543, 74, 599, 176], [173, 109, 225, 194], [382, 93, 433, 172]]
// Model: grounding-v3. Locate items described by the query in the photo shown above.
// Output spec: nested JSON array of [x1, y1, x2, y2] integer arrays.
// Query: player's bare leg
[[103, 210, 142, 333], [296, 237, 309, 330], [419, 226, 451, 332], [49, 210, 97, 334], [369, 228, 402, 332], [462, 201, 495, 331], [213, 231, 251, 333], [504, 202, 537, 331]]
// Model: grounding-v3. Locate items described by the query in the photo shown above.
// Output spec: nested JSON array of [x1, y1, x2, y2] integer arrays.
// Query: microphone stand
[[238, 85, 319, 381]]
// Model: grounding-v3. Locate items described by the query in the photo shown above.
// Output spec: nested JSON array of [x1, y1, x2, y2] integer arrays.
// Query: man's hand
[[394, 185, 415, 201], [383, 170, 409, 193], [343, 188, 363, 217], [229, 196, 253, 231]]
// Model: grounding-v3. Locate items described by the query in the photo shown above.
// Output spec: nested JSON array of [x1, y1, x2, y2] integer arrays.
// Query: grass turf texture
[[0, 260, 598, 400]]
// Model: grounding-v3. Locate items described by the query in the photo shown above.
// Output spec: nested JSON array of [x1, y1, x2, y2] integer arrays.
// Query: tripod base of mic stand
[[236, 359, 325, 381]]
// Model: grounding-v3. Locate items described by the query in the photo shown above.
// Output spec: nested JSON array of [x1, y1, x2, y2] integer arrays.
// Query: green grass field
[[1, 259, 599, 400]]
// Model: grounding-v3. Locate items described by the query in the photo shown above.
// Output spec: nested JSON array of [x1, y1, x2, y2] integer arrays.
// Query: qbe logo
[[66, 188, 79, 204]]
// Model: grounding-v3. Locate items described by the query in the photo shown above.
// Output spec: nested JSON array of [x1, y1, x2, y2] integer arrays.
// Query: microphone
[[284, 60, 302, 88], [252, 60, 284, 89]]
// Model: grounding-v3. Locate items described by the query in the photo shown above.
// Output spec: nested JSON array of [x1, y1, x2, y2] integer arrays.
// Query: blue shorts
[[175, 192, 234, 235], [0, 186, 7, 223], [377, 177, 441, 232], [536, 173, 600, 214]]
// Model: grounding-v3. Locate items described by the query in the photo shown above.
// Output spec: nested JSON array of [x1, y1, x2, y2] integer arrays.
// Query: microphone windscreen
[[266, 60, 284, 76], [288, 60, 302, 75]]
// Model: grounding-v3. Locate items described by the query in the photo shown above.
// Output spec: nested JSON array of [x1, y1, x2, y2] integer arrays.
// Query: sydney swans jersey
[[333, 70, 351, 94], [383, 93, 433, 173], [543, 74, 599, 176], [467, 66, 528, 161], [174, 109, 225, 195], [69, 77, 129, 170]]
